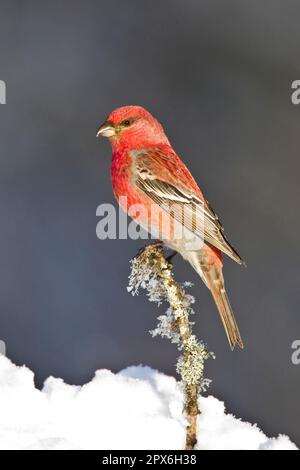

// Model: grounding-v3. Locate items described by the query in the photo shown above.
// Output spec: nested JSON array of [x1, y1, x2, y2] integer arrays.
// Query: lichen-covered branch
[[128, 243, 213, 450]]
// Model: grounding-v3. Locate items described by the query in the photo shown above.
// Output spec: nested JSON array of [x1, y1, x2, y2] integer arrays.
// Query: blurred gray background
[[0, 0, 299, 446]]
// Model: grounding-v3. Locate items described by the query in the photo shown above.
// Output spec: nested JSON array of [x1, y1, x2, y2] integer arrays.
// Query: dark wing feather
[[132, 148, 243, 264]]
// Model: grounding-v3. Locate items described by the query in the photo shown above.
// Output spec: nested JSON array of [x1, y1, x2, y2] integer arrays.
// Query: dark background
[[0, 0, 299, 446]]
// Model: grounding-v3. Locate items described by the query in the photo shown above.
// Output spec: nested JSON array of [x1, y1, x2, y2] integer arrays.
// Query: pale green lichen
[[128, 244, 213, 391]]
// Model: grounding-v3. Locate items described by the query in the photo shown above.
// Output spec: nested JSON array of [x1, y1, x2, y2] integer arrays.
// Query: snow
[[0, 355, 297, 450]]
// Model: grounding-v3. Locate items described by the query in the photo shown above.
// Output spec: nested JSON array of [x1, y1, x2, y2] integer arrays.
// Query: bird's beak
[[96, 120, 115, 138]]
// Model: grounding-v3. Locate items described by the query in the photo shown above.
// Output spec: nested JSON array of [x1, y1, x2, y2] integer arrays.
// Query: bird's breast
[[111, 150, 141, 209]]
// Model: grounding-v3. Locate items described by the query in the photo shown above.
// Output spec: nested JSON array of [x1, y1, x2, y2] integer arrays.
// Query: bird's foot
[[166, 250, 178, 265], [135, 240, 163, 259]]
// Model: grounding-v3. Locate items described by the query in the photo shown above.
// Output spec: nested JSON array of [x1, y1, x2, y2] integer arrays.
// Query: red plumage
[[97, 106, 244, 349]]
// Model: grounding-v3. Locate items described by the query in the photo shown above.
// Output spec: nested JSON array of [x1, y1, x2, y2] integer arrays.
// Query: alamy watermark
[[0, 80, 6, 104], [291, 340, 300, 365], [291, 80, 300, 105], [96, 196, 205, 251]]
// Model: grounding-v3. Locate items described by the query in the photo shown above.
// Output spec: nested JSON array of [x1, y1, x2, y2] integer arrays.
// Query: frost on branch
[[128, 243, 214, 450], [176, 336, 212, 390]]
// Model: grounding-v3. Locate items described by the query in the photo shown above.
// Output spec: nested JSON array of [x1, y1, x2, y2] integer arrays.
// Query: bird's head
[[96, 105, 170, 149]]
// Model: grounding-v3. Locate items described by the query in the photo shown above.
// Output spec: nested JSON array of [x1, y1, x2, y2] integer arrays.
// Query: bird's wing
[[131, 146, 243, 264]]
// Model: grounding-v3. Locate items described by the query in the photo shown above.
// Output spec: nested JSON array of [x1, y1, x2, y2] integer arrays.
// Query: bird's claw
[[166, 250, 177, 265], [135, 241, 163, 259]]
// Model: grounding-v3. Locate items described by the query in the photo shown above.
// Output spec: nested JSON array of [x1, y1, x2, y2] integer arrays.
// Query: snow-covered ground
[[0, 355, 297, 450]]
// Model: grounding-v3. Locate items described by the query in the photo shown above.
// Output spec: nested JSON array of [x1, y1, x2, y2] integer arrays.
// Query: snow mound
[[0, 356, 297, 450]]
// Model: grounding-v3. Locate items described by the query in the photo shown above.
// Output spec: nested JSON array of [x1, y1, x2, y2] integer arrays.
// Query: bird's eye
[[121, 119, 133, 127]]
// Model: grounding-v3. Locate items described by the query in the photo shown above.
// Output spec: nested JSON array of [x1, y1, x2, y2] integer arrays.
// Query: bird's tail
[[204, 266, 243, 350]]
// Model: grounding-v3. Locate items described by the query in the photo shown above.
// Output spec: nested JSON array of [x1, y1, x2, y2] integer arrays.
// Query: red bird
[[97, 106, 244, 349]]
